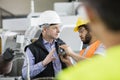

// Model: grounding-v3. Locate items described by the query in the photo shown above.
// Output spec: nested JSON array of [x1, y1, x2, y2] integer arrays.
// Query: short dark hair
[[78, 24, 90, 32], [83, 0, 120, 32]]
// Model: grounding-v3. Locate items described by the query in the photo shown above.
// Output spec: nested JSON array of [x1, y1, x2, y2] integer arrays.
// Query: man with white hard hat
[[22, 10, 67, 79]]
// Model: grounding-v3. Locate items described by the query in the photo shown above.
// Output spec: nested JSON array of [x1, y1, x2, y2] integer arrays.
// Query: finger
[[59, 45, 69, 49], [59, 55, 64, 60], [60, 56, 67, 62], [51, 57, 56, 61], [49, 48, 55, 56], [58, 53, 63, 56]]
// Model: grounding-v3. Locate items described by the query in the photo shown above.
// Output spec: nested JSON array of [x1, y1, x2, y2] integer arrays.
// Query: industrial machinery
[[0, 1, 87, 79]]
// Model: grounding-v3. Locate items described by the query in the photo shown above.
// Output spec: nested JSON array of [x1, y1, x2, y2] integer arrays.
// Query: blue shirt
[[22, 39, 62, 79]]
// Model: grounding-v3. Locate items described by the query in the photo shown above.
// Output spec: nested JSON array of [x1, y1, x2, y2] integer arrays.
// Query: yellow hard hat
[[74, 17, 89, 32]]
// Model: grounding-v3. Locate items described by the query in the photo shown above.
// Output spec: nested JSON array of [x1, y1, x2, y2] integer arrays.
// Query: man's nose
[[79, 33, 82, 38], [57, 28, 60, 33]]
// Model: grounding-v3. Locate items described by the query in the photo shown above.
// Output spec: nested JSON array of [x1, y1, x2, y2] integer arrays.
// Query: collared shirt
[[43, 39, 62, 75], [22, 39, 62, 79]]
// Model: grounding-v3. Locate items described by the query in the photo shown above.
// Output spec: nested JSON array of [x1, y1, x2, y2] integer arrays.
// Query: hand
[[59, 45, 74, 56], [42, 48, 56, 66], [3, 48, 14, 61], [59, 54, 72, 66]]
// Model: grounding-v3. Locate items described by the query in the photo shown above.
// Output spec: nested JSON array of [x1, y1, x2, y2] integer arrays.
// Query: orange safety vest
[[80, 40, 101, 58]]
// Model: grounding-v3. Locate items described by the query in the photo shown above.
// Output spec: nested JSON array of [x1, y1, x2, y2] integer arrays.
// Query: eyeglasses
[[78, 27, 86, 33]]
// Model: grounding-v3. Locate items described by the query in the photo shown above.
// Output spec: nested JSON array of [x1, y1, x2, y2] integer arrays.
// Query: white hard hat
[[39, 10, 61, 26]]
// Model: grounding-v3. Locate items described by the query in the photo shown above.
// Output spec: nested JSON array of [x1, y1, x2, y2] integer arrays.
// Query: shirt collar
[[43, 39, 55, 45]]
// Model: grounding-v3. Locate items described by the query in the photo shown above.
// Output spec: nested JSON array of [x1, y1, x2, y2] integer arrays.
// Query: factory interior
[[0, 0, 120, 80], [0, 0, 85, 79]]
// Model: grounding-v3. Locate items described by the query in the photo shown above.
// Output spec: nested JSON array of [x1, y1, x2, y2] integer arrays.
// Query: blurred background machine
[[2, 1, 87, 53], [0, 0, 88, 79]]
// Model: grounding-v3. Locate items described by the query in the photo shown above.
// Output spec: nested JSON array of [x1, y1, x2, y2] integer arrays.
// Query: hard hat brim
[[74, 24, 87, 32]]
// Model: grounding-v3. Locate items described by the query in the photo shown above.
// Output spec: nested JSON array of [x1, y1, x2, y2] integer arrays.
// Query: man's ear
[[85, 6, 97, 23], [42, 27, 48, 32]]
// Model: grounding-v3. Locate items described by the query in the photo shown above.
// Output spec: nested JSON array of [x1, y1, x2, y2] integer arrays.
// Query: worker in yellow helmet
[[59, 17, 105, 66], [56, 0, 120, 80]]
